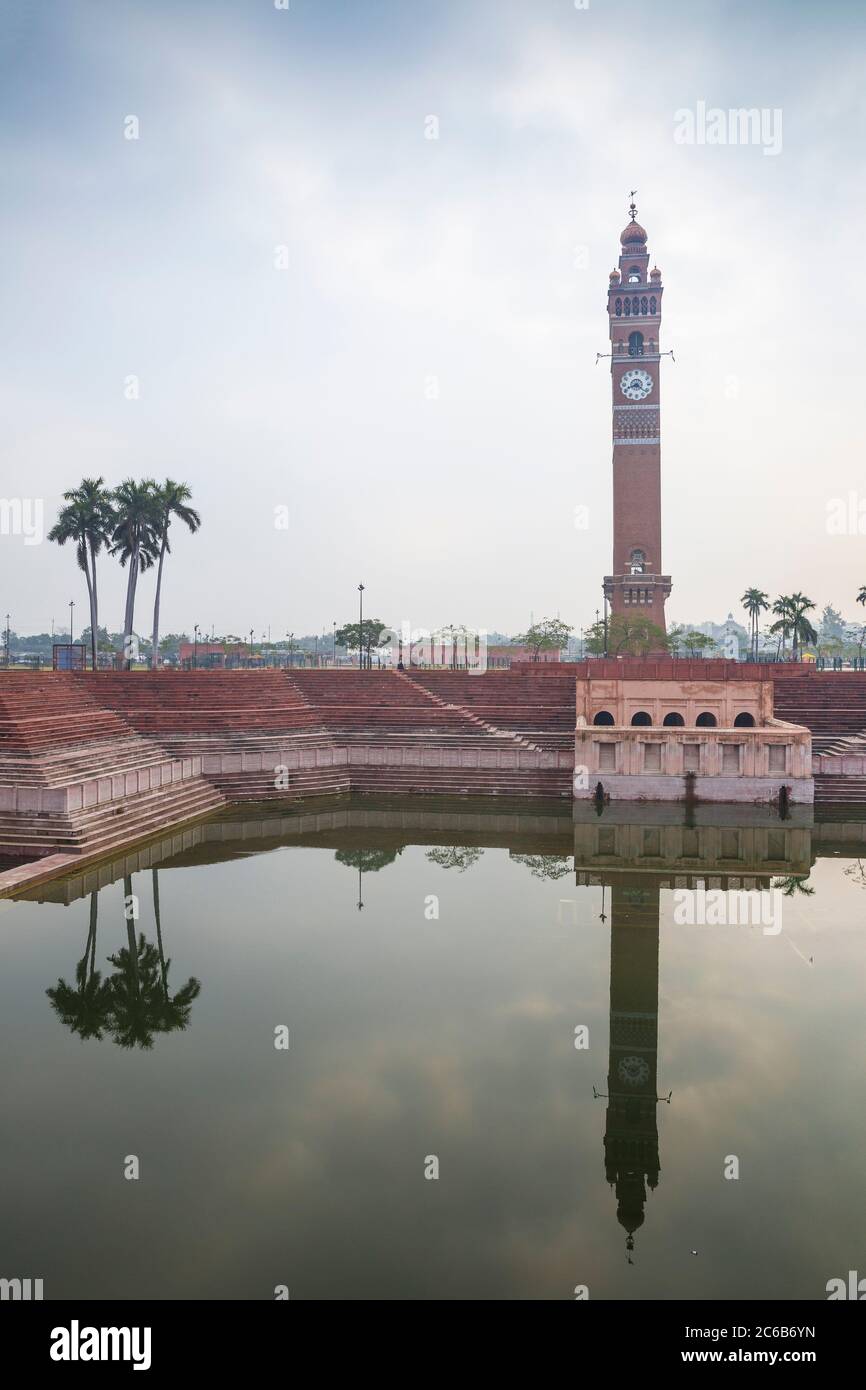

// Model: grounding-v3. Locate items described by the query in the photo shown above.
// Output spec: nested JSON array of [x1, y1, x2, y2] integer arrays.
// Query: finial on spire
[[628, 190, 638, 222]]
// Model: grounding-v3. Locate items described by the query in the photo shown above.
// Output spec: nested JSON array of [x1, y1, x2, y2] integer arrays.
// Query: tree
[[335, 619, 390, 668], [150, 481, 201, 670], [740, 588, 769, 662], [856, 588, 866, 667], [47, 478, 115, 672], [511, 617, 573, 661], [788, 592, 817, 662], [110, 479, 160, 667], [605, 613, 669, 656], [681, 630, 715, 657], [770, 596, 794, 660], [819, 604, 845, 640]]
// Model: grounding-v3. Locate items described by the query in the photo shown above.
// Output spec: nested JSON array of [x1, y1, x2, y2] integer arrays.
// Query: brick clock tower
[[603, 200, 672, 630]]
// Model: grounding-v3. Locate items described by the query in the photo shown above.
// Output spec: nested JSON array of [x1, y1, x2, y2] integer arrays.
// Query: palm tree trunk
[[151, 533, 168, 671], [123, 543, 139, 669], [81, 556, 95, 673], [88, 539, 99, 672]]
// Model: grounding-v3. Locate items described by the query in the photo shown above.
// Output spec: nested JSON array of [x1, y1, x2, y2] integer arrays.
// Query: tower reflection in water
[[574, 804, 812, 1259]]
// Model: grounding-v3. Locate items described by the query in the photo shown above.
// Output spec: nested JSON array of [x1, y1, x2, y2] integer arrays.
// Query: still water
[[1, 796, 864, 1301]]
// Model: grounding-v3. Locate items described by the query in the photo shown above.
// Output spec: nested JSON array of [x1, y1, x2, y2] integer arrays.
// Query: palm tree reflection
[[46, 870, 201, 1049], [46, 891, 113, 1041]]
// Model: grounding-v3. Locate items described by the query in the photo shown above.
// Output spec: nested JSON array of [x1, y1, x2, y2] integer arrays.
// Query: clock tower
[[603, 200, 672, 630]]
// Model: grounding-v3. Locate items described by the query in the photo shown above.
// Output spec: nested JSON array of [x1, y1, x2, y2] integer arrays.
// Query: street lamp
[[69, 600, 75, 648], [358, 584, 365, 670], [193, 624, 200, 669], [333, 620, 337, 668], [249, 628, 254, 666]]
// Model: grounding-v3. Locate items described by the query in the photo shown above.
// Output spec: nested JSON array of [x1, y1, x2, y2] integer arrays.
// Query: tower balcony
[[604, 574, 673, 609]]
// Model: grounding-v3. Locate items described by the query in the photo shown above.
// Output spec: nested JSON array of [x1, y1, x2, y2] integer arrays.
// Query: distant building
[[486, 645, 561, 669]]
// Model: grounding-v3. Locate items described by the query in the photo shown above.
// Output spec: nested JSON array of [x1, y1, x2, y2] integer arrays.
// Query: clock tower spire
[[603, 201, 671, 630]]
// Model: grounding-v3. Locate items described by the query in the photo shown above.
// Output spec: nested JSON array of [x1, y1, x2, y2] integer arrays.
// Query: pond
[[0, 797, 863, 1300]]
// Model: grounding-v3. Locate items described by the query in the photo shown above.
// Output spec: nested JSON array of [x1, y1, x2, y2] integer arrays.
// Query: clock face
[[620, 368, 653, 401], [618, 1055, 650, 1087]]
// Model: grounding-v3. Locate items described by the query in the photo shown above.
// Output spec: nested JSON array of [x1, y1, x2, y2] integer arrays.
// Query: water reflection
[[573, 802, 814, 1261], [46, 868, 201, 1049]]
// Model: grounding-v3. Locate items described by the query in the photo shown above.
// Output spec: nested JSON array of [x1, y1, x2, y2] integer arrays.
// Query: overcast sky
[[2, 0, 865, 641]]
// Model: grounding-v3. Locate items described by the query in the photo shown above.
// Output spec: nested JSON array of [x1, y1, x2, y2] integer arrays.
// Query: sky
[[1, 0, 865, 642]]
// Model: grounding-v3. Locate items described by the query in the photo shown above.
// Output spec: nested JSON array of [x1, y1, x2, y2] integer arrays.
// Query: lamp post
[[287, 631, 294, 668], [333, 620, 337, 667], [69, 600, 74, 647], [249, 628, 254, 666], [358, 584, 365, 670], [193, 624, 199, 669], [4, 613, 9, 668]]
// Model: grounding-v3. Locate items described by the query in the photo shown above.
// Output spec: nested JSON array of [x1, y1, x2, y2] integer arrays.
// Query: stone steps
[[814, 775, 866, 805], [0, 778, 225, 857]]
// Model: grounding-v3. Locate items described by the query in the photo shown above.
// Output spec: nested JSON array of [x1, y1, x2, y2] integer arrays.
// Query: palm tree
[[110, 479, 159, 667], [789, 592, 817, 662], [854, 588, 866, 669], [150, 480, 201, 670], [47, 478, 115, 671], [770, 596, 794, 661], [740, 587, 769, 662]]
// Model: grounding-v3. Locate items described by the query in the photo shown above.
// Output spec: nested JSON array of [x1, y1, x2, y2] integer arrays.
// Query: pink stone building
[[574, 676, 813, 804]]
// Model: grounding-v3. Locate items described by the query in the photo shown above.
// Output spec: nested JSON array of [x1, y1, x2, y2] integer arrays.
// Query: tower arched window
[[614, 298, 622, 317], [649, 296, 657, 315], [624, 298, 631, 316], [628, 331, 644, 358], [641, 296, 648, 315], [632, 296, 640, 314], [629, 548, 646, 573], [627, 267, 641, 283]]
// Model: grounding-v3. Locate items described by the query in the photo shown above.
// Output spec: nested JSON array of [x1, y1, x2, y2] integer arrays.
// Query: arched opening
[[649, 296, 657, 314], [614, 297, 622, 317], [733, 712, 756, 727], [631, 711, 652, 726], [628, 331, 644, 358], [640, 296, 648, 315], [662, 712, 685, 726], [629, 547, 646, 574], [696, 712, 717, 727], [627, 266, 641, 283], [593, 710, 615, 726]]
